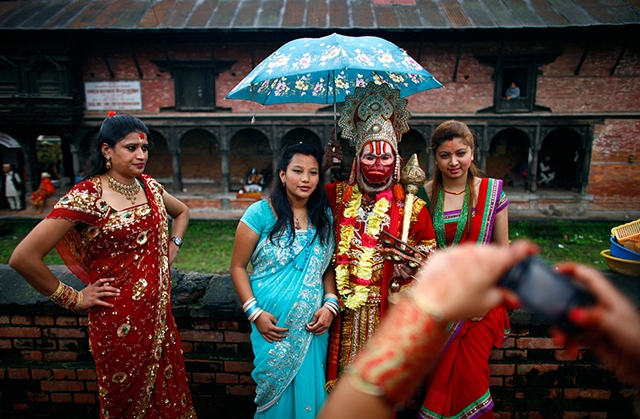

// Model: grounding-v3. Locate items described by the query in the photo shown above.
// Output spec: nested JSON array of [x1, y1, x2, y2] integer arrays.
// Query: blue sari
[[241, 200, 335, 418]]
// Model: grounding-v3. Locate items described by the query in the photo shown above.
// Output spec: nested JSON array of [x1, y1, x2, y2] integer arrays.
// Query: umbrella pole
[[332, 71, 337, 144]]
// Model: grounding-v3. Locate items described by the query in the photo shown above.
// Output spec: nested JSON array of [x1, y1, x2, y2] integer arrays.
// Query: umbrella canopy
[[226, 33, 442, 105]]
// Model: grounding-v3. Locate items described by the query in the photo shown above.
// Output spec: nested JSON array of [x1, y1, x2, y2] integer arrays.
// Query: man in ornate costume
[[324, 82, 437, 389]]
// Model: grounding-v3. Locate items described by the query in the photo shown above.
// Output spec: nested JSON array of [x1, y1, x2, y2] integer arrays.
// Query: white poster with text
[[84, 81, 142, 111]]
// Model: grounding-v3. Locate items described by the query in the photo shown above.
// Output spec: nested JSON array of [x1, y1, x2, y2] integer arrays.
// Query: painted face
[[435, 137, 474, 180], [360, 141, 395, 184], [103, 131, 149, 178], [279, 153, 320, 202]]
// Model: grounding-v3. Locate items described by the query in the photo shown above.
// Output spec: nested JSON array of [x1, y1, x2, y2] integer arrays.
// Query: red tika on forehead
[[362, 141, 393, 155]]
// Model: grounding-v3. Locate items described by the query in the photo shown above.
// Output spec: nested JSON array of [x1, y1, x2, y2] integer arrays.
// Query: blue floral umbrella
[[225, 33, 442, 106]]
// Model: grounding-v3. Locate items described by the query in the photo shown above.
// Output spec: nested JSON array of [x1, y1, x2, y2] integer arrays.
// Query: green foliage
[[509, 220, 618, 268], [0, 219, 622, 272]]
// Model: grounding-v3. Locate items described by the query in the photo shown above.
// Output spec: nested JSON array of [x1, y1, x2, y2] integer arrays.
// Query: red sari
[[418, 178, 509, 419], [48, 175, 196, 419], [30, 177, 55, 205]]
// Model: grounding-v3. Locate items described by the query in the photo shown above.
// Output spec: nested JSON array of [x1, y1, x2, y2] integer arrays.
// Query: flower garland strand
[[335, 184, 392, 310]]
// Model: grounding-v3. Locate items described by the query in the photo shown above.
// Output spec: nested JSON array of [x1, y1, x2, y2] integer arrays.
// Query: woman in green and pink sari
[[417, 120, 510, 419]]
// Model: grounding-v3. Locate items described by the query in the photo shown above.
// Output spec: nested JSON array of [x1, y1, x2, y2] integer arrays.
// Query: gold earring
[[106, 156, 112, 169]]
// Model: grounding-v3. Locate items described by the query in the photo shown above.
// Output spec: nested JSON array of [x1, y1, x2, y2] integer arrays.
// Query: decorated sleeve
[[46, 179, 109, 225], [497, 190, 509, 213]]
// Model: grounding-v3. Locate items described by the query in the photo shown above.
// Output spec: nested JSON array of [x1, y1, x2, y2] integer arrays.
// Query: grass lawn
[[0, 218, 625, 273]]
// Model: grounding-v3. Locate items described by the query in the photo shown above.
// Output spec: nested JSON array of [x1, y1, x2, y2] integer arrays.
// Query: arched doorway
[[230, 128, 271, 192], [144, 130, 171, 182], [398, 129, 428, 174], [180, 129, 220, 191], [538, 128, 583, 191], [486, 128, 530, 190]]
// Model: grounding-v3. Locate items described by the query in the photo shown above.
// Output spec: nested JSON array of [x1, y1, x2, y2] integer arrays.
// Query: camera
[[499, 256, 594, 333]]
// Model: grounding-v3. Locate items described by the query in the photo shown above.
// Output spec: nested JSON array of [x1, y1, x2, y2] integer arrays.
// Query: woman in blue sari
[[230, 143, 336, 418]]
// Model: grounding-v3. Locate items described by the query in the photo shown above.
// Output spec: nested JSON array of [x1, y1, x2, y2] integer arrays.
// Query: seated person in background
[[29, 172, 56, 214], [243, 167, 263, 193], [505, 82, 520, 100], [538, 156, 555, 186]]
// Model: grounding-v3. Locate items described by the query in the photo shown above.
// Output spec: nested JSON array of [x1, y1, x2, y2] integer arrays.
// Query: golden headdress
[[338, 83, 411, 155]]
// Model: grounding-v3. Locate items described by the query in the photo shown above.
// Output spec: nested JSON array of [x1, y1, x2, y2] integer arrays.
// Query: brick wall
[[0, 266, 637, 418]]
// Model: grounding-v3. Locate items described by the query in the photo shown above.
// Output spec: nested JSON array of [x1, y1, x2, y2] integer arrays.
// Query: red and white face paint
[[360, 140, 395, 184]]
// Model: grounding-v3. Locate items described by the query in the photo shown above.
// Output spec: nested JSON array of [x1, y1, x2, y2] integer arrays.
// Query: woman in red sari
[[417, 120, 509, 419], [10, 113, 196, 418]]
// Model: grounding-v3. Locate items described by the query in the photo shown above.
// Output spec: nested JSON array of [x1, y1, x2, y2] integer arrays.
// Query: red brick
[[53, 369, 76, 380], [31, 369, 53, 380], [86, 381, 99, 392], [13, 339, 35, 349], [489, 349, 503, 360], [239, 375, 256, 384], [516, 337, 562, 350], [563, 412, 607, 419], [216, 343, 239, 354], [0, 339, 12, 349], [74, 393, 96, 404], [7, 368, 30, 380], [77, 369, 97, 381], [50, 393, 73, 403], [504, 349, 527, 359], [563, 388, 611, 400], [489, 364, 514, 376], [224, 331, 251, 343], [0, 315, 10, 324], [179, 330, 223, 342], [44, 328, 85, 338], [224, 361, 254, 373], [0, 368, 6, 379], [27, 392, 50, 403], [192, 319, 212, 330], [217, 320, 239, 330], [227, 385, 256, 396], [11, 315, 32, 325], [517, 364, 559, 375], [555, 349, 579, 361], [56, 316, 78, 326], [34, 316, 55, 326], [0, 327, 41, 338], [216, 373, 239, 384], [192, 372, 215, 383], [41, 380, 85, 392], [181, 341, 194, 353], [489, 377, 503, 387], [500, 337, 515, 348], [22, 350, 43, 362], [79, 317, 89, 327], [13, 403, 29, 411], [44, 351, 78, 362], [494, 413, 513, 419]]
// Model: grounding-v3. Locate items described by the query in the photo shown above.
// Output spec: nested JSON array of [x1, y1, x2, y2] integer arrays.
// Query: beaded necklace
[[107, 174, 140, 204], [433, 184, 469, 248]]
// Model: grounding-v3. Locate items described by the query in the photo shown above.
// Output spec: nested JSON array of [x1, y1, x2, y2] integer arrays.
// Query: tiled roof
[[0, 0, 638, 31]]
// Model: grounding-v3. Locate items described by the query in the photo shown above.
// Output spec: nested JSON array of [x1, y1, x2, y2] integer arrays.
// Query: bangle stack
[[323, 293, 340, 316], [243, 297, 263, 322], [47, 281, 83, 311]]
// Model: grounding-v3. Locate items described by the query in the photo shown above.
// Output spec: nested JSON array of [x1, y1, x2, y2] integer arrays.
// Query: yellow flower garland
[[335, 185, 392, 310]]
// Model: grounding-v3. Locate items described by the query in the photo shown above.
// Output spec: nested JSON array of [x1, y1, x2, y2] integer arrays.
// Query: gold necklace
[[107, 174, 140, 204], [443, 188, 465, 195]]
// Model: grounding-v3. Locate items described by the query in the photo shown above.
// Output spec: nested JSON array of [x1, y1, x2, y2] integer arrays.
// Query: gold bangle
[[47, 281, 84, 311]]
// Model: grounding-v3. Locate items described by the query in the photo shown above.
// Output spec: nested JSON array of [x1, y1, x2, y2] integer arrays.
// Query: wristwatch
[[170, 236, 183, 248]]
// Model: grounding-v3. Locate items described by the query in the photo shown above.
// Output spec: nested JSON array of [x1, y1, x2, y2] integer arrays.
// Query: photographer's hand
[[559, 263, 640, 387]]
